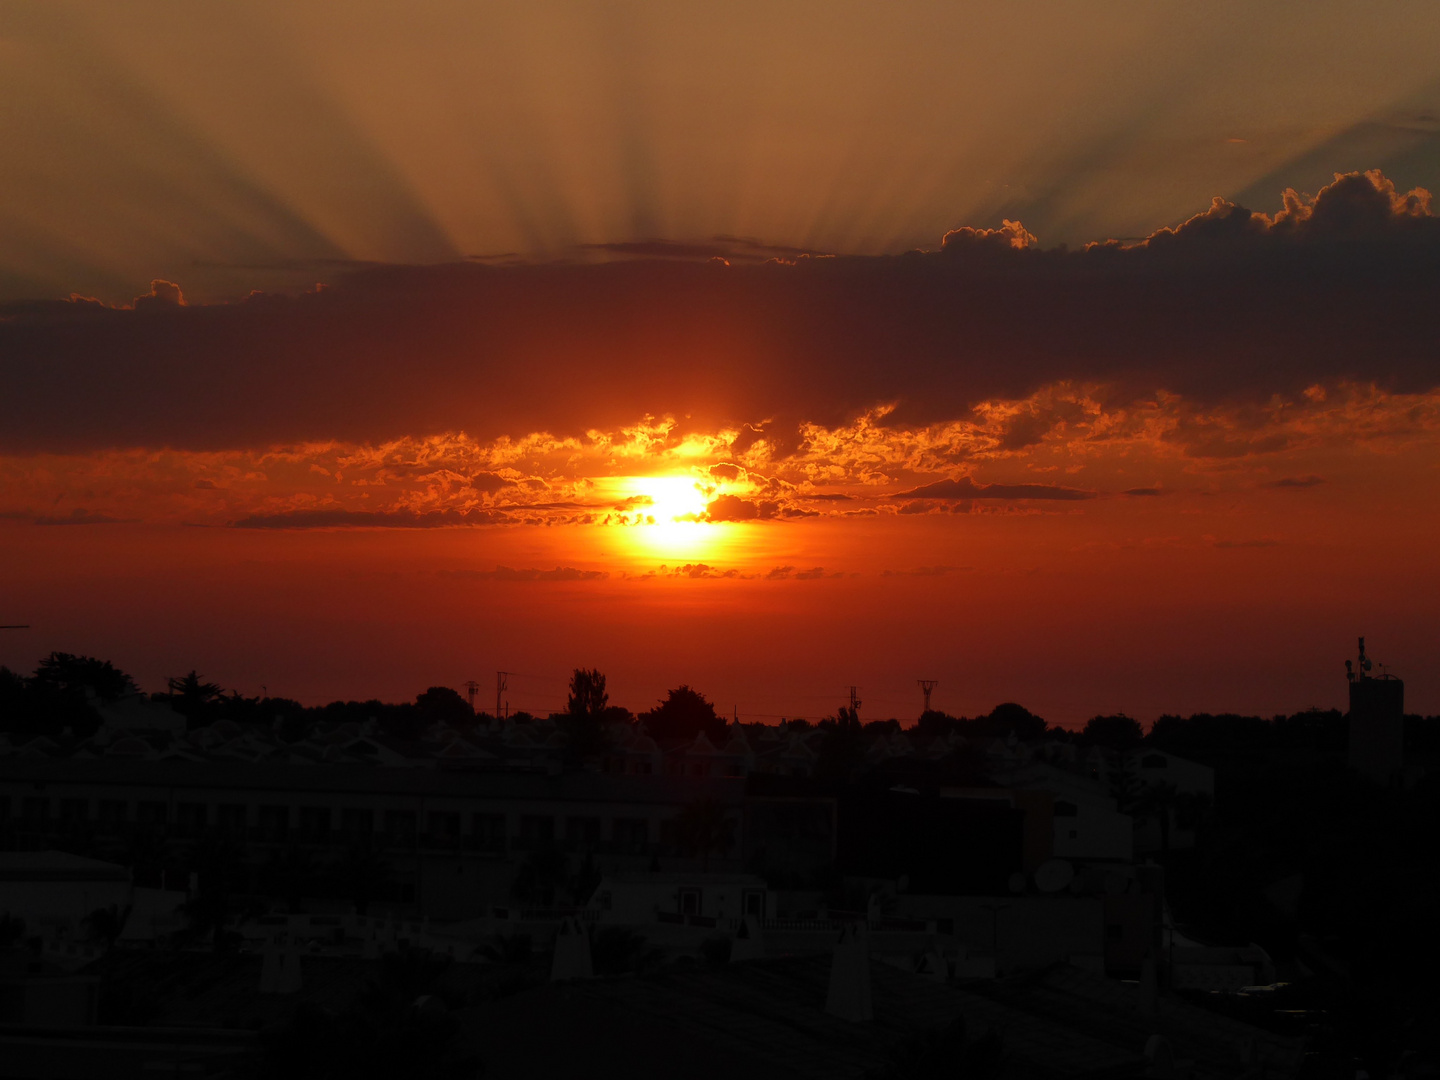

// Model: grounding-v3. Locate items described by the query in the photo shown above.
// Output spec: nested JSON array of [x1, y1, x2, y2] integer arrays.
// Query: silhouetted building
[[1346, 637, 1405, 785]]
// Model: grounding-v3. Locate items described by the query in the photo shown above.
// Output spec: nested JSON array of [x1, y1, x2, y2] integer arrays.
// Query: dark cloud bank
[[3, 171, 1439, 454]]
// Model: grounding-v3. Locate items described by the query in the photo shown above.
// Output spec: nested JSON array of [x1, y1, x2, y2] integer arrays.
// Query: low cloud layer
[[897, 477, 1096, 501], [3, 171, 1440, 455]]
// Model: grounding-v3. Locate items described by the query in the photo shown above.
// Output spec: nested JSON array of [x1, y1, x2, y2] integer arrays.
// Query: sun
[[632, 474, 709, 523], [611, 473, 723, 560]]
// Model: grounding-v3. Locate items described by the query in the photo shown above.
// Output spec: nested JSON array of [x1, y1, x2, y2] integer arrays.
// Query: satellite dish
[[1034, 858, 1076, 893]]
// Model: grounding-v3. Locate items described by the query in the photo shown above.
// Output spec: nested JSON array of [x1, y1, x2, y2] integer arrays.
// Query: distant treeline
[[2, 653, 1436, 758]]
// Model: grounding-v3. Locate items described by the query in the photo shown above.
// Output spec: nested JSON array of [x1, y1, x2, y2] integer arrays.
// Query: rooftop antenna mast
[[496, 671, 509, 719], [1346, 636, 1373, 684], [918, 679, 939, 714]]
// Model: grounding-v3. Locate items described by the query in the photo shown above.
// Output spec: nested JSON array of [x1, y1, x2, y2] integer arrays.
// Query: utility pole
[[463, 680, 481, 714], [918, 679, 938, 714], [847, 686, 861, 716], [495, 671, 509, 719]]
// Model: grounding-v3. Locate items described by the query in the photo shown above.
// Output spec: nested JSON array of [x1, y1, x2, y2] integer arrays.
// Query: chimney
[[825, 923, 873, 1022]]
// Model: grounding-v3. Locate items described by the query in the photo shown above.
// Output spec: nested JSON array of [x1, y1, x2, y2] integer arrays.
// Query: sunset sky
[[3, 2, 1439, 724]]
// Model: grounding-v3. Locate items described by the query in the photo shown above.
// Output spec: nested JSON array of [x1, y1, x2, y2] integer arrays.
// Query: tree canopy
[[641, 684, 726, 743], [1080, 714, 1145, 750]]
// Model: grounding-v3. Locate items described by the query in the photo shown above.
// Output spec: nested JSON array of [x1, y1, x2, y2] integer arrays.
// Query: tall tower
[[1346, 637, 1404, 786], [918, 679, 938, 715]]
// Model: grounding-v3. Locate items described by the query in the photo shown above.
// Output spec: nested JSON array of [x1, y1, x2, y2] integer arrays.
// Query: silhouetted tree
[[817, 704, 868, 780], [167, 670, 224, 728], [561, 668, 612, 762], [914, 710, 958, 739], [415, 686, 472, 727], [976, 702, 1047, 741], [1147, 712, 1274, 758], [1081, 713, 1145, 750], [642, 684, 725, 742], [33, 652, 136, 701], [1, 653, 138, 737], [566, 668, 608, 717]]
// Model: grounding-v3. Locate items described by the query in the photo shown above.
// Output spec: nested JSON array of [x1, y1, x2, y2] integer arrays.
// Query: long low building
[[0, 757, 773, 918]]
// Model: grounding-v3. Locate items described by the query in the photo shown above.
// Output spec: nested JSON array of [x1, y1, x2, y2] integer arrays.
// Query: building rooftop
[[0, 757, 746, 804], [0, 850, 130, 882]]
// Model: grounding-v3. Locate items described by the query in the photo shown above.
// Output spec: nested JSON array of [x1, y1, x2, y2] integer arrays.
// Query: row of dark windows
[[0, 797, 650, 843]]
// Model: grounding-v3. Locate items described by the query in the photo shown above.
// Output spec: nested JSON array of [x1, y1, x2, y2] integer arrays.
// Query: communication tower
[[1346, 637, 1404, 786]]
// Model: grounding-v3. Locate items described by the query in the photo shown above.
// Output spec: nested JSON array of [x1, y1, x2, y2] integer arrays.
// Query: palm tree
[[166, 671, 224, 728]]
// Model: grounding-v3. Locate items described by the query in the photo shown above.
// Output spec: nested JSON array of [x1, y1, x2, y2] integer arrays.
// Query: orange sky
[[3, 9, 1440, 724], [3, 376, 1438, 723]]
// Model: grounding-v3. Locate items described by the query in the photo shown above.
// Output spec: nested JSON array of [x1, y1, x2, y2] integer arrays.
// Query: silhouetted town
[[1, 640, 1435, 1078]]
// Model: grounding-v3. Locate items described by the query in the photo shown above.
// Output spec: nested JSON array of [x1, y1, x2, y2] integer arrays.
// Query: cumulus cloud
[[644, 563, 741, 579], [881, 565, 968, 577], [232, 508, 507, 529], [442, 566, 608, 581], [5, 171, 1440, 455], [897, 476, 1097, 501], [1264, 475, 1325, 489], [132, 279, 185, 311], [703, 494, 780, 521]]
